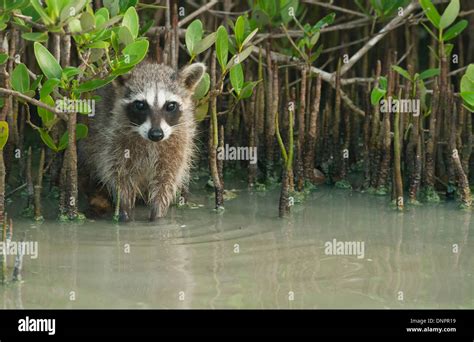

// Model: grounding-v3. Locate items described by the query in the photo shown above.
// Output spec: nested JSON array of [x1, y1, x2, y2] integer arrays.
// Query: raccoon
[[80, 61, 205, 221]]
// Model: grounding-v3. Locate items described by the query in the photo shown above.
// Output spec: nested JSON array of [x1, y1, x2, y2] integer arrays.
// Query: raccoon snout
[[148, 128, 164, 142]]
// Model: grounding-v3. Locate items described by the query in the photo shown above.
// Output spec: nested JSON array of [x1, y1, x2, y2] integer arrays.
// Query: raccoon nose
[[148, 128, 164, 141]]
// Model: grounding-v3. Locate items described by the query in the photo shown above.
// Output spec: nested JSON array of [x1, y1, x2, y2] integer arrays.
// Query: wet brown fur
[[79, 62, 204, 221]]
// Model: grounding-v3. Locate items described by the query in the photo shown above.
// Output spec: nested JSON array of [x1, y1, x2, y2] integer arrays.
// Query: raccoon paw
[[119, 210, 131, 222], [149, 204, 167, 221], [87, 193, 112, 218]]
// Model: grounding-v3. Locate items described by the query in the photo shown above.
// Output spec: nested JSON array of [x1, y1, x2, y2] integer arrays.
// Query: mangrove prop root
[[296, 67, 307, 191], [304, 73, 321, 183], [208, 51, 224, 209], [264, 42, 275, 180], [279, 168, 290, 217], [34, 148, 45, 221], [66, 111, 79, 220]]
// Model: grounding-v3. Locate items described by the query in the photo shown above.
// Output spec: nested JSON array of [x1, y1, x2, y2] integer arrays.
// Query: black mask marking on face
[[162, 101, 181, 126], [126, 100, 149, 125]]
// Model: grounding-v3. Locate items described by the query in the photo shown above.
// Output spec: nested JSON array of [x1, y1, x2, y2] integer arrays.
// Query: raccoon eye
[[165, 101, 179, 112], [133, 100, 147, 111]]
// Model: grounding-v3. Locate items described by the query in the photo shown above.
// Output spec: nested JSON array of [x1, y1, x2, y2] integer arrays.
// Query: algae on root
[[420, 186, 441, 203], [335, 179, 352, 190]]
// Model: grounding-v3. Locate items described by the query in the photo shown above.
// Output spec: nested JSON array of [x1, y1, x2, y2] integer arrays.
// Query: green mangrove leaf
[[40, 78, 60, 99], [439, 0, 459, 30], [62, 66, 81, 80], [419, 68, 440, 80], [68, 18, 82, 33], [442, 19, 467, 41], [80, 11, 96, 31], [103, 0, 120, 17], [234, 16, 246, 48], [0, 121, 8, 150], [85, 41, 110, 49], [38, 95, 56, 127], [309, 44, 324, 64], [195, 101, 209, 122], [0, 53, 7, 65], [280, 0, 299, 24], [120, 39, 149, 66], [371, 87, 386, 105], [460, 92, 474, 108], [230, 63, 244, 95], [2, 0, 29, 11], [193, 72, 210, 101], [60, 0, 87, 22], [391, 65, 411, 81], [58, 123, 89, 151], [239, 81, 259, 99], [216, 25, 229, 71], [76, 123, 88, 139], [21, 32, 48, 42], [193, 32, 216, 56], [419, 0, 441, 28], [30, 75, 43, 91], [185, 19, 203, 56], [96, 14, 124, 30], [39, 128, 58, 152], [34, 42, 63, 80], [95, 7, 110, 26], [30, 0, 55, 26], [460, 64, 474, 94], [118, 26, 134, 46], [241, 28, 258, 48], [122, 6, 139, 39], [226, 45, 253, 70], [75, 75, 116, 93], [444, 43, 453, 57], [11, 63, 30, 93], [58, 131, 69, 151], [314, 12, 335, 30]]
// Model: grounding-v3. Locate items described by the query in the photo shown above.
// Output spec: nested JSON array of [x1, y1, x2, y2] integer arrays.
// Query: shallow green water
[[1, 184, 473, 309]]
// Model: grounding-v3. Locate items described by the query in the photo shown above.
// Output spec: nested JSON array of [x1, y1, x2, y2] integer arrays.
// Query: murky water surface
[[1, 184, 473, 308]]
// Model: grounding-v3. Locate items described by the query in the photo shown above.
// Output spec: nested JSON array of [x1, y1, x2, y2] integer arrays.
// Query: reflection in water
[[1, 187, 473, 308]]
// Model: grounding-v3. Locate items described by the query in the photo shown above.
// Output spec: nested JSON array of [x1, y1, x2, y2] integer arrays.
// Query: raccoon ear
[[179, 63, 206, 91]]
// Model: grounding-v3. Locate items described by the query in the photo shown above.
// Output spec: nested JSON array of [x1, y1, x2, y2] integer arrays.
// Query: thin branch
[[396, 44, 414, 66], [424, 66, 469, 85], [252, 47, 366, 116], [322, 36, 369, 54], [0, 88, 68, 121], [25, 104, 41, 131], [321, 17, 371, 32], [184, 0, 248, 18], [178, 0, 219, 27], [302, 0, 368, 18], [11, 13, 48, 31], [459, 9, 474, 17], [339, 2, 418, 76], [6, 183, 27, 198], [281, 24, 307, 63], [207, 9, 249, 16], [148, 17, 374, 38], [339, 88, 365, 116], [340, 77, 374, 85]]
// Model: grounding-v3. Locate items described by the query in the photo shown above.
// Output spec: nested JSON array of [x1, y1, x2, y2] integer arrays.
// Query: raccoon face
[[119, 62, 205, 142], [124, 89, 183, 142]]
